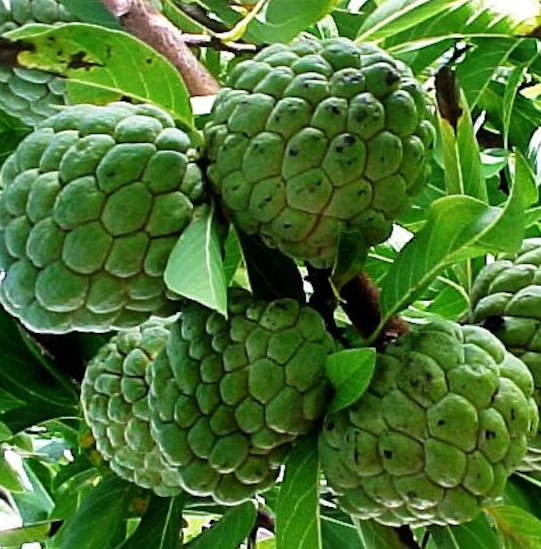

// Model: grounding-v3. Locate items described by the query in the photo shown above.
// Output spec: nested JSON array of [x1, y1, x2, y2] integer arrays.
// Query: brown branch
[[340, 273, 408, 348], [101, 0, 220, 96]]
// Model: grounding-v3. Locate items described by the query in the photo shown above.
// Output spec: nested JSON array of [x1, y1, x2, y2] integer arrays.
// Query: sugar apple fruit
[[471, 238, 541, 471], [149, 288, 335, 504], [81, 318, 184, 496], [319, 320, 538, 527], [204, 37, 435, 267], [0, 102, 205, 334], [0, 0, 77, 126]]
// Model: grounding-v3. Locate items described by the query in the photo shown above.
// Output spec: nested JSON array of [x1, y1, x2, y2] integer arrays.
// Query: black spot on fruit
[[485, 430, 496, 440], [437, 419, 445, 427], [386, 69, 400, 86], [383, 450, 393, 459]]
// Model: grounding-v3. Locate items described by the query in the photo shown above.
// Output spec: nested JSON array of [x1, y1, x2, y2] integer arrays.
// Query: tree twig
[[174, 2, 230, 34], [101, 0, 219, 96], [182, 34, 258, 54]]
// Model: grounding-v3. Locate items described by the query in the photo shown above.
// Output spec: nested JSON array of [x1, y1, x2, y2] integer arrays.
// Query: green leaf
[[438, 90, 486, 200], [6, 23, 193, 128], [0, 308, 77, 413], [117, 495, 185, 549], [351, 517, 407, 549], [58, 476, 136, 549], [429, 513, 501, 548], [376, 176, 525, 338], [515, 149, 538, 208], [326, 348, 376, 414], [332, 230, 369, 290], [505, 475, 541, 521], [478, 81, 541, 153], [223, 229, 243, 286], [237, 232, 305, 303], [60, 0, 120, 28], [503, 65, 528, 149], [0, 520, 61, 546], [356, 0, 469, 43], [456, 39, 522, 111], [320, 515, 365, 549], [11, 460, 55, 524], [265, 0, 338, 39], [485, 505, 541, 548], [165, 204, 228, 317], [0, 452, 25, 493], [276, 433, 321, 549], [185, 501, 257, 549]]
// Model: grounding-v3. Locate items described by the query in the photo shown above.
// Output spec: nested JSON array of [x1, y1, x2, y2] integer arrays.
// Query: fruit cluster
[[1, 5, 537, 528]]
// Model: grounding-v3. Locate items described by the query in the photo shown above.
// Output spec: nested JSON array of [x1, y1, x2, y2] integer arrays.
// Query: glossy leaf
[[456, 39, 522, 111], [58, 476, 136, 549], [0, 520, 61, 546], [276, 433, 321, 549], [485, 505, 541, 548], [118, 495, 185, 549], [320, 515, 365, 549], [60, 0, 120, 28], [326, 348, 376, 414], [376, 177, 524, 338], [357, 0, 469, 43], [6, 23, 193, 128], [0, 451, 25, 492], [438, 91, 486, 201], [351, 517, 408, 549], [165, 203, 228, 317], [265, 0, 338, 40], [185, 501, 257, 549], [429, 513, 500, 548]]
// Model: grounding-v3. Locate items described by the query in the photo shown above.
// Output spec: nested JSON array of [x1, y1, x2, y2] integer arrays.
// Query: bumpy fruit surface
[[204, 38, 434, 267], [0, 102, 204, 333], [471, 238, 541, 471], [81, 318, 182, 496], [0, 0, 77, 126], [149, 289, 334, 504], [319, 320, 537, 527]]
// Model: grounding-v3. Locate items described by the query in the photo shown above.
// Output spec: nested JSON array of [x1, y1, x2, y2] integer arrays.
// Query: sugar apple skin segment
[[204, 37, 435, 267], [0, 102, 205, 333], [81, 318, 183, 497], [149, 288, 335, 504], [471, 238, 541, 471], [319, 320, 538, 527]]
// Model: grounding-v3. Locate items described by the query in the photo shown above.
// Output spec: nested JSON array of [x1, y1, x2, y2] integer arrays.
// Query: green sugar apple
[[0, 0, 77, 126], [318, 320, 538, 527], [471, 238, 541, 471], [149, 288, 334, 504], [81, 318, 183, 496], [204, 37, 435, 267], [0, 102, 205, 334]]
